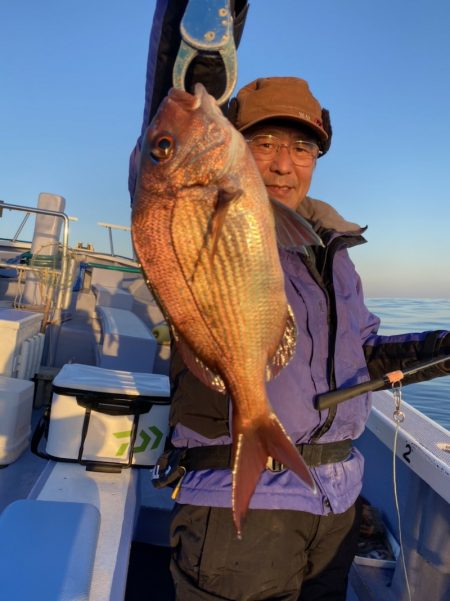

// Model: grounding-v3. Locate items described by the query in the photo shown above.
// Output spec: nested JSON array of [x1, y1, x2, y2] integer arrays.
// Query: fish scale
[[172, 192, 257, 362]]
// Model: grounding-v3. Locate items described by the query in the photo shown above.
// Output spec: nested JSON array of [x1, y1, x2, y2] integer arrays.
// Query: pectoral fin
[[187, 179, 242, 282], [209, 178, 243, 258]]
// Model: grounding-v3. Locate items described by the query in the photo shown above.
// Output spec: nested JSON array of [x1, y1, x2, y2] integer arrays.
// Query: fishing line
[[391, 382, 413, 601]]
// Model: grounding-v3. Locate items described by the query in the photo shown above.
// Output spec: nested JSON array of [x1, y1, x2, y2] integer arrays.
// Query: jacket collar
[[297, 196, 366, 236]]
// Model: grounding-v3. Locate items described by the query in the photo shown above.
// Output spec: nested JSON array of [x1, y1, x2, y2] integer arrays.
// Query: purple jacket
[[170, 227, 450, 515]]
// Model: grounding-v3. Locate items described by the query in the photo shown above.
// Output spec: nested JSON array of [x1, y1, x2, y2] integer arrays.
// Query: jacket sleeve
[[350, 266, 450, 385], [364, 329, 450, 386], [128, 0, 249, 201]]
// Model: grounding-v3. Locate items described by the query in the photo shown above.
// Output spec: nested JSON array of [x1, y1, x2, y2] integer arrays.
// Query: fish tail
[[231, 412, 316, 537]]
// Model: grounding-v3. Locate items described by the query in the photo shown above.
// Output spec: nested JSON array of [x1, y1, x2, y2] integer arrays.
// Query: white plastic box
[[0, 309, 43, 378], [46, 363, 170, 467], [0, 376, 35, 465]]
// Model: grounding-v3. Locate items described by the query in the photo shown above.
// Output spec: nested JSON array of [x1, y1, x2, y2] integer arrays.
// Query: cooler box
[[0, 376, 35, 465], [46, 363, 170, 469], [0, 309, 43, 378]]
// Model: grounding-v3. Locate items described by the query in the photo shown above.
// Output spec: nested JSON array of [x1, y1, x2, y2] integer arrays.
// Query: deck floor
[[125, 543, 174, 601], [0, 410, 47, 512]]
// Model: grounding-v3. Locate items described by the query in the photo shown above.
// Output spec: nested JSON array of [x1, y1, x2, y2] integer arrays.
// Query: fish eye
[[149, 135, 174, 162]]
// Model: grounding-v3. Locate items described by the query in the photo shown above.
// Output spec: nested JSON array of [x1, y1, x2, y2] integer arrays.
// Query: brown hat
[[228, 77, 332, 155]]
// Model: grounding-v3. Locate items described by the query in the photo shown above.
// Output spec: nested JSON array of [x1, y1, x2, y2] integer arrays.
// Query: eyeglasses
[[245, 135, 321, 166]]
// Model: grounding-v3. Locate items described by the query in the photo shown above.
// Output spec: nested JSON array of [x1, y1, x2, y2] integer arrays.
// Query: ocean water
[[366, 298, 450, 431]]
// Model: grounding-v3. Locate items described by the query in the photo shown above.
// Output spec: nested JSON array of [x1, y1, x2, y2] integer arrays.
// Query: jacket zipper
[[297, 234, 366, 441]]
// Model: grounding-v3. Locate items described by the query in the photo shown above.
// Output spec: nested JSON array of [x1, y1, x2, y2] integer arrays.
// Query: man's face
[[245, 122, 318, 211]]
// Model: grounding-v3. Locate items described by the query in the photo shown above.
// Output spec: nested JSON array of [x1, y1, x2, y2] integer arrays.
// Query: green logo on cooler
[[113, 425, 163, 456]]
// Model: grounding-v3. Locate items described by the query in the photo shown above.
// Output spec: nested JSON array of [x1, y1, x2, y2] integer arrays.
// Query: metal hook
[[173, 0, 237, 105], [392, 382, 405, 424]]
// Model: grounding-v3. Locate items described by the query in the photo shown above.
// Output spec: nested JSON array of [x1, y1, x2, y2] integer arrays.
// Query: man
[[129, 4, 450, 600], [164, 76, 450, 601]]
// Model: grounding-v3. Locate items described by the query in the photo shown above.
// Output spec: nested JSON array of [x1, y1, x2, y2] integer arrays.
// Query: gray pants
[[170, 501, 360, 601]]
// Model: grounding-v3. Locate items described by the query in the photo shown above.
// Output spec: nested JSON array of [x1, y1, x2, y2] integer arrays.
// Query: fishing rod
[[315, 354, 450, 410]]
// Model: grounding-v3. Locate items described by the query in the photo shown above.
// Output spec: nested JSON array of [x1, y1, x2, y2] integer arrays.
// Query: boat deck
[[0, 410, 47, 513]]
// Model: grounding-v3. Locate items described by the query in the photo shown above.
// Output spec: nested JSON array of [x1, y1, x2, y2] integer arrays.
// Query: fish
[[131, 83, 319, 536]]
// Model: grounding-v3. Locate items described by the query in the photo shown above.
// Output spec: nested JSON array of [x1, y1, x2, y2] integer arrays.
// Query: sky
[[1, 0, 449, 298]]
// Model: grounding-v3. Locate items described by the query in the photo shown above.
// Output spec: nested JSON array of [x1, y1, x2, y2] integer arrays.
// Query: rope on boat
[[12, 242, 76, 325], [392, 383, 413, 601]]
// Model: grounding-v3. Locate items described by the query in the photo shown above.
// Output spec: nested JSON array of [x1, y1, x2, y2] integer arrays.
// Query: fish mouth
[[164, 83, 241, 177], [166, 84, 224, 128], [167, 87, 202, 111], [192, 83, 243, 176], [193, 83, 221, 114], [167, 83, 216, 113]]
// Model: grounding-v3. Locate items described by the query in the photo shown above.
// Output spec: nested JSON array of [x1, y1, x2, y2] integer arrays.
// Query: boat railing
[[0, 200, 72, 324], [97, 221, 135, 260], [0, 202, 142, 323]]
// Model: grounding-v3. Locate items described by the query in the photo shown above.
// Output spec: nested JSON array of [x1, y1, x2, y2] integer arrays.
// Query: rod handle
[[315, 378, 386, 410]]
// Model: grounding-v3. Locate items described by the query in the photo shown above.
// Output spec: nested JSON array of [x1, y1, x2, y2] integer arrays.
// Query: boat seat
[[93, 283, 134, 310], [0, 499, 100, 601], [91, 266, 127, 289], [96, 306, 157, 372]]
